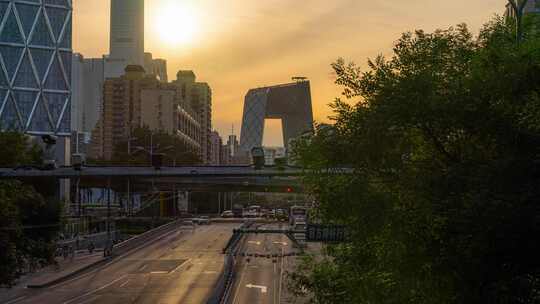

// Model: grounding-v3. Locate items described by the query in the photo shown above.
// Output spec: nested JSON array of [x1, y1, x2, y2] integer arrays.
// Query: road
[[230, 224, 294, 304], [7, 223, 237, 304]]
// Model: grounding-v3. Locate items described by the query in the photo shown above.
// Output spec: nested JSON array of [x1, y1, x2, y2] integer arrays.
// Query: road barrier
[[113, 219, 182, 256], [207, 222, 253, 304]]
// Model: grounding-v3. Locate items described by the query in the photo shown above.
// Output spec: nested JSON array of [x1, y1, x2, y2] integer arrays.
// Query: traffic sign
[[306, 224, 347, 242]]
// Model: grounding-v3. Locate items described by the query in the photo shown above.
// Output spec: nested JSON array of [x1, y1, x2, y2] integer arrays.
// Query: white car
[[197, 216, 211, 225], [221, 210, 234, 218]]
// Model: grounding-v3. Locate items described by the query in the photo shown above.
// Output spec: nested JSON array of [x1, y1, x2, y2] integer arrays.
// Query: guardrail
[[113, 219, 181, 256], [207, 221, 253, 304]]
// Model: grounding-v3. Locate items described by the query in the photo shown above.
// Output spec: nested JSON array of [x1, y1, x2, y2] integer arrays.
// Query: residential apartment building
[[90, 65, 204, 161], [172, 71, 213, 164], [210, 131, 222, 165], [140, 88, 201, 153]]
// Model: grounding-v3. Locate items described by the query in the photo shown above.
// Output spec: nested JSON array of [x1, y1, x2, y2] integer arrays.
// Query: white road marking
[[278, 240, 285, 304], [273, 241, 288, 246], [4, 296, 27, 304], [246, 283, 268, 293], [77, 295, 101, 304], [62, 274, 127, 304], [150, 271, 168, 274], [170, 258, 191, 274], [202, 271, 218, 274], [119, 279, 130, 287], [139, 264, 147, 271], [248, 241, 261, 245], [232, 263, 248, 304]]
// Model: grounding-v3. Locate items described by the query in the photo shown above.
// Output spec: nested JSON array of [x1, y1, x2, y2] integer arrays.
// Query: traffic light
[[286, 187, 293, 193]]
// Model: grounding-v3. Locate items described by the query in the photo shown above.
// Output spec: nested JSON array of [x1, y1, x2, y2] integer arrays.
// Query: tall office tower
[[0, 0, 72, 136], [110, 0, 144, 66], [240, 80, 314, 154]]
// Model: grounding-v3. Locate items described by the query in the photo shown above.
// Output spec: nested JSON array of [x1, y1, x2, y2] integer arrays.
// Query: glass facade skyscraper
[[0, 0, 72, 135]]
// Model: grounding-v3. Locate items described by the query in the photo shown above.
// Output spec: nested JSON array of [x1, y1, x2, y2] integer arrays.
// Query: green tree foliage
[[0, 132, 61, 287], [292, 19, 540, 303], [89, 126, 201, 165], [0, 131, 42, 167]]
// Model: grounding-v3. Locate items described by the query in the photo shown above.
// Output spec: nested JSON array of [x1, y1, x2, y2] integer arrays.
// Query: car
[[221, 210, 234, 218], [181, 220, 195, 229], [198, 216, 211, 225]]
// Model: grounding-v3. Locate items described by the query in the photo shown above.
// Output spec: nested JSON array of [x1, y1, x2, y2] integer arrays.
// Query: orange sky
[[73, 0, 505, 146]]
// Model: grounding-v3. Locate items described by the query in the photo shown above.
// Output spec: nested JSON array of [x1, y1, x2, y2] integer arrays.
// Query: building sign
[[306, 224, 347, 242]]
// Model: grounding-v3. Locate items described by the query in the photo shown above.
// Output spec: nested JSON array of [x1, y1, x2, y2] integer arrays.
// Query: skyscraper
[[0, 0, 72, 135], [109, 0, 144, 66], [239, 80, 314, 154]]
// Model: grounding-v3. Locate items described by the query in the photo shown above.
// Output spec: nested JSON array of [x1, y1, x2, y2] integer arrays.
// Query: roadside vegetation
[[290, 12, 540, 304], [0, 132, 62, 287]]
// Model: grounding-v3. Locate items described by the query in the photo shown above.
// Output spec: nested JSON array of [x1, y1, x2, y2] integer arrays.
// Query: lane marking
[[170, 258, 191, 274], [119, 279, 130, 287], [139, 264, 147, 271], [150, 271, 168, 274], [202, 271, 218, 274], [248, 241, 261, 245], [278, 238, 285, 304], [232, 262, 248, 304], [246, 283, 268, 293], [4, 296, 27, 304], [62, 274, 127, 304], [77, 295, 101, 304], [273, 241, 288, 246], [274, 262, 278, 304]]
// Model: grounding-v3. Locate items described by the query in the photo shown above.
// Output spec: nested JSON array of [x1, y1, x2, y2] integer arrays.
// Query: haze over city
[[3, 1, 540, 303], [74, 0, 504, 146]]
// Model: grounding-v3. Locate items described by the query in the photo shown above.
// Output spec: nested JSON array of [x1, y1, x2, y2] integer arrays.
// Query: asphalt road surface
[[7, 223, 237, 304], [230, 224, 294, 304]]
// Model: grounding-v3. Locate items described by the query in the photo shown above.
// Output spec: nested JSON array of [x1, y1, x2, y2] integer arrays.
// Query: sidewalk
[[26, 251, 106, 288], [0, 251, 106, 303]]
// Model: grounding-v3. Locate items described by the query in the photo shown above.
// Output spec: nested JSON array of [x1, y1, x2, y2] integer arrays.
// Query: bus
[[289, 206, 308, 227]]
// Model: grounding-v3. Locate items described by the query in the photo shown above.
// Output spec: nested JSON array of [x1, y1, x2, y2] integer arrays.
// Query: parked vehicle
[[221, 210, 234, 218], [197, 216, 211, 225]]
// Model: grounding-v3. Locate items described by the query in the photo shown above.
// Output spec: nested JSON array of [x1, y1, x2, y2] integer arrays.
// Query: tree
[[292, 19, 540, 303], [0, 132, 61, 287], [0, 131, 42, 167]]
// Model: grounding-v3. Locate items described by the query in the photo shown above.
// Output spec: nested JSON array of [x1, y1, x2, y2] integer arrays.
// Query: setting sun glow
[[153, 1, 198, 46]]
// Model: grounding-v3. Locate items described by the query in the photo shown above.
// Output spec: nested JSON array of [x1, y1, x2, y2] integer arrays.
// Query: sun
[[154, 2, 199, 46]]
